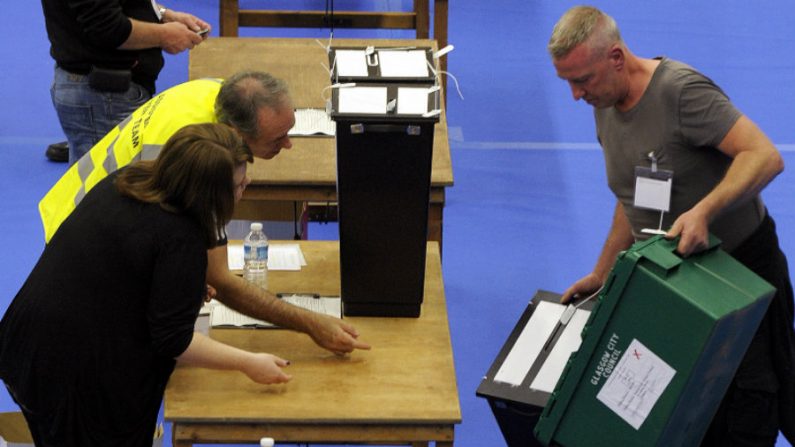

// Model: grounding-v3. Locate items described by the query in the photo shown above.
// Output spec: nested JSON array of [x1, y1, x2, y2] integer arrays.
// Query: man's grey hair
[[215, 71, 292, 138], [547, 6, 623, 60]]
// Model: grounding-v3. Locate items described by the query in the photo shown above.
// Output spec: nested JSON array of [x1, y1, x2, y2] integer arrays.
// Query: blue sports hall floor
[[1, 1, 793, 445]]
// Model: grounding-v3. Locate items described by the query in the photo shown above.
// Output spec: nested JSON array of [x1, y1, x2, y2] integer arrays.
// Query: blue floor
[[1, 1, 794, 446]]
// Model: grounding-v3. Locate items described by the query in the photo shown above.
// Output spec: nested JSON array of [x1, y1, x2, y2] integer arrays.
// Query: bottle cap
[[250, 222, 263, 231]]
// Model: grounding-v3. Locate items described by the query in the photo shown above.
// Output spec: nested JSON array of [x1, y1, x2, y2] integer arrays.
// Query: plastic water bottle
[[243, 222, 268, 290]]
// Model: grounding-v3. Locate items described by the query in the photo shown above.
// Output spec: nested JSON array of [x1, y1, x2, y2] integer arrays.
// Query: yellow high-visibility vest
[[39, 78, 223, 242]]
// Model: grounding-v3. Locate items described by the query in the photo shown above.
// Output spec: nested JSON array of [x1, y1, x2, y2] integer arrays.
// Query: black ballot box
[[477, 290, 596, 446], [330, 82, 441, 317]]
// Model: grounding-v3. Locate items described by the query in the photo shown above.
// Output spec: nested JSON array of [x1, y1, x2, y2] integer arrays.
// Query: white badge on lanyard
[[634, 151, 673, 235], [151, 0, 163, 20]]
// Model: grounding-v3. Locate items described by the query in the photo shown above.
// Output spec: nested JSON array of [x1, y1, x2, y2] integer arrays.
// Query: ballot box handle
[[637, 234, 722, 276], [350, 123, 422, 135], [654, 234, 722, 258]]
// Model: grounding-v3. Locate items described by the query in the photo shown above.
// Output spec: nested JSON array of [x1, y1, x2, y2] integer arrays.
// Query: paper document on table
[[338, 86, 388, 114], [378, 49, 429, 78], [334, 50, 368, 77], [268, 244, 307, 271], [227, 244, 244, 271], [211, 295, 341, 328], [227, 243, 306, 271], [195, 299, 217, 335], [289, 108, 335, 136]]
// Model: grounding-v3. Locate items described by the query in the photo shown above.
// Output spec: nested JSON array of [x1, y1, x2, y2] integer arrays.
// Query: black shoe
[[46, 141, 69, 162]]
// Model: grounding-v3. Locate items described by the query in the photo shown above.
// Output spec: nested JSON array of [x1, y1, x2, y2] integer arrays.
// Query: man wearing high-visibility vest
[[39, 70, 371, 355]]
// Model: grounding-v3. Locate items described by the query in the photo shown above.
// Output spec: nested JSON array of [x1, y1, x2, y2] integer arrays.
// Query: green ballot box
[[534, 235, 775, 447]]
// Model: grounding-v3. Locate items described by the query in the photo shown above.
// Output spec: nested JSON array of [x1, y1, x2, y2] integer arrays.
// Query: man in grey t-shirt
[[548, 6, 794, 446]]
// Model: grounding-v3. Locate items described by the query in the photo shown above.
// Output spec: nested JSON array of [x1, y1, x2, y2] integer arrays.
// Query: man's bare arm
[[206, 245, 370, 354], [666, 115, 784, 256], [561, 201, 635, 303]]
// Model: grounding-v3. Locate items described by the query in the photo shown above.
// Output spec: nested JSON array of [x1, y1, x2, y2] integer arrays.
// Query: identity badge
[[633, 166, 673, 212]]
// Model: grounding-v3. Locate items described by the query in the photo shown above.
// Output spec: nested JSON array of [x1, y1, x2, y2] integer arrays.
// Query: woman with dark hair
[[0, 123, 291, 446]]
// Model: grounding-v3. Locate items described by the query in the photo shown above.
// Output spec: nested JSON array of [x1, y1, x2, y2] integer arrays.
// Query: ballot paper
[[289, 108, 335, 136], [530, 308, 590, 392], [493, 301, 590, 391], [211, 295, 342, 328]]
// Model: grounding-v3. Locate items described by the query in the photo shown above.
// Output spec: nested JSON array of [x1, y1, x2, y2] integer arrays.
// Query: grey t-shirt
[[595, 57, 765, 251]]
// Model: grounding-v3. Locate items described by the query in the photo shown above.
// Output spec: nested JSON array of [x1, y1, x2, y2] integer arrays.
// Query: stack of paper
[[288, 108, 335, 136], [211, 295, 342, 328], [227, 243, 307, 272]]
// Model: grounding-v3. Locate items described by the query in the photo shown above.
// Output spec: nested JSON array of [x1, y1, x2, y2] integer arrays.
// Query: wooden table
[[188, 38, 454, 245], [165, 241, 461, 446]]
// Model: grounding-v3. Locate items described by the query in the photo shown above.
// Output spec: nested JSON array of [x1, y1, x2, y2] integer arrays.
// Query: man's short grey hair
[[215, 71, 292, 138], [547, 6, 623, 60]]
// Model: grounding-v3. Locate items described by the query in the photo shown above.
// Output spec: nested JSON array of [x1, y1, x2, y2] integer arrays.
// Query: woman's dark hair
[[116, 123, 253, 247]]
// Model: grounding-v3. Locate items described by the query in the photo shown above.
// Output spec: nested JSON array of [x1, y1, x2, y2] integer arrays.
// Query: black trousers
[[701, 214, 795, 447]]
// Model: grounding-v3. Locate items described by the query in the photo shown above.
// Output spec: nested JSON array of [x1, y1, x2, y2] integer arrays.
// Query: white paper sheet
[[289, 108, 335, 136], [378, 49, 429, 77], [397, 87, 431, 115], [227, 244, 244, 270], [268, 244, 307, 271], [596, 338, 676, 430], [211, 295, 341, 328], [227, 243, 307, 271], [338, 86, 388, 114], [634, 176, 671, 212], [529, 308, 590, 392], [494, 301, 565, 386], [334, 50, 368, 77]]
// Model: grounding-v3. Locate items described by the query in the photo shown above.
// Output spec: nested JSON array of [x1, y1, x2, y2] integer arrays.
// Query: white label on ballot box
[[378, 49, 429, 78], [397, 87, 431, 115], [338, 87, 388, 114], [596, 338, 676, 430], [334, 50, 368, 77], [494, 301, 590, 390]]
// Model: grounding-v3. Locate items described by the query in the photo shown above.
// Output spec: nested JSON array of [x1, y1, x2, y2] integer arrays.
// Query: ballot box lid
[[476, 290, 596, 409], [328, 83, 441, 122], [329, 46, 437, 84]]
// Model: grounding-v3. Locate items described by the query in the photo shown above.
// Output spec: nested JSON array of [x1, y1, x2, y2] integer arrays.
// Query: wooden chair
[[217, 0, 449, 94]]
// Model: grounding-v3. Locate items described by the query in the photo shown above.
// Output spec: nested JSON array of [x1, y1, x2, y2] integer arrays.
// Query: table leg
[[172, 426, 193, 447], [428, 203, 444, 256]]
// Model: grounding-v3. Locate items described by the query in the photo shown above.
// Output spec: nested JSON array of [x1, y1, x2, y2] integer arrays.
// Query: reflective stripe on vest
[[39, 78, 222, 242]]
